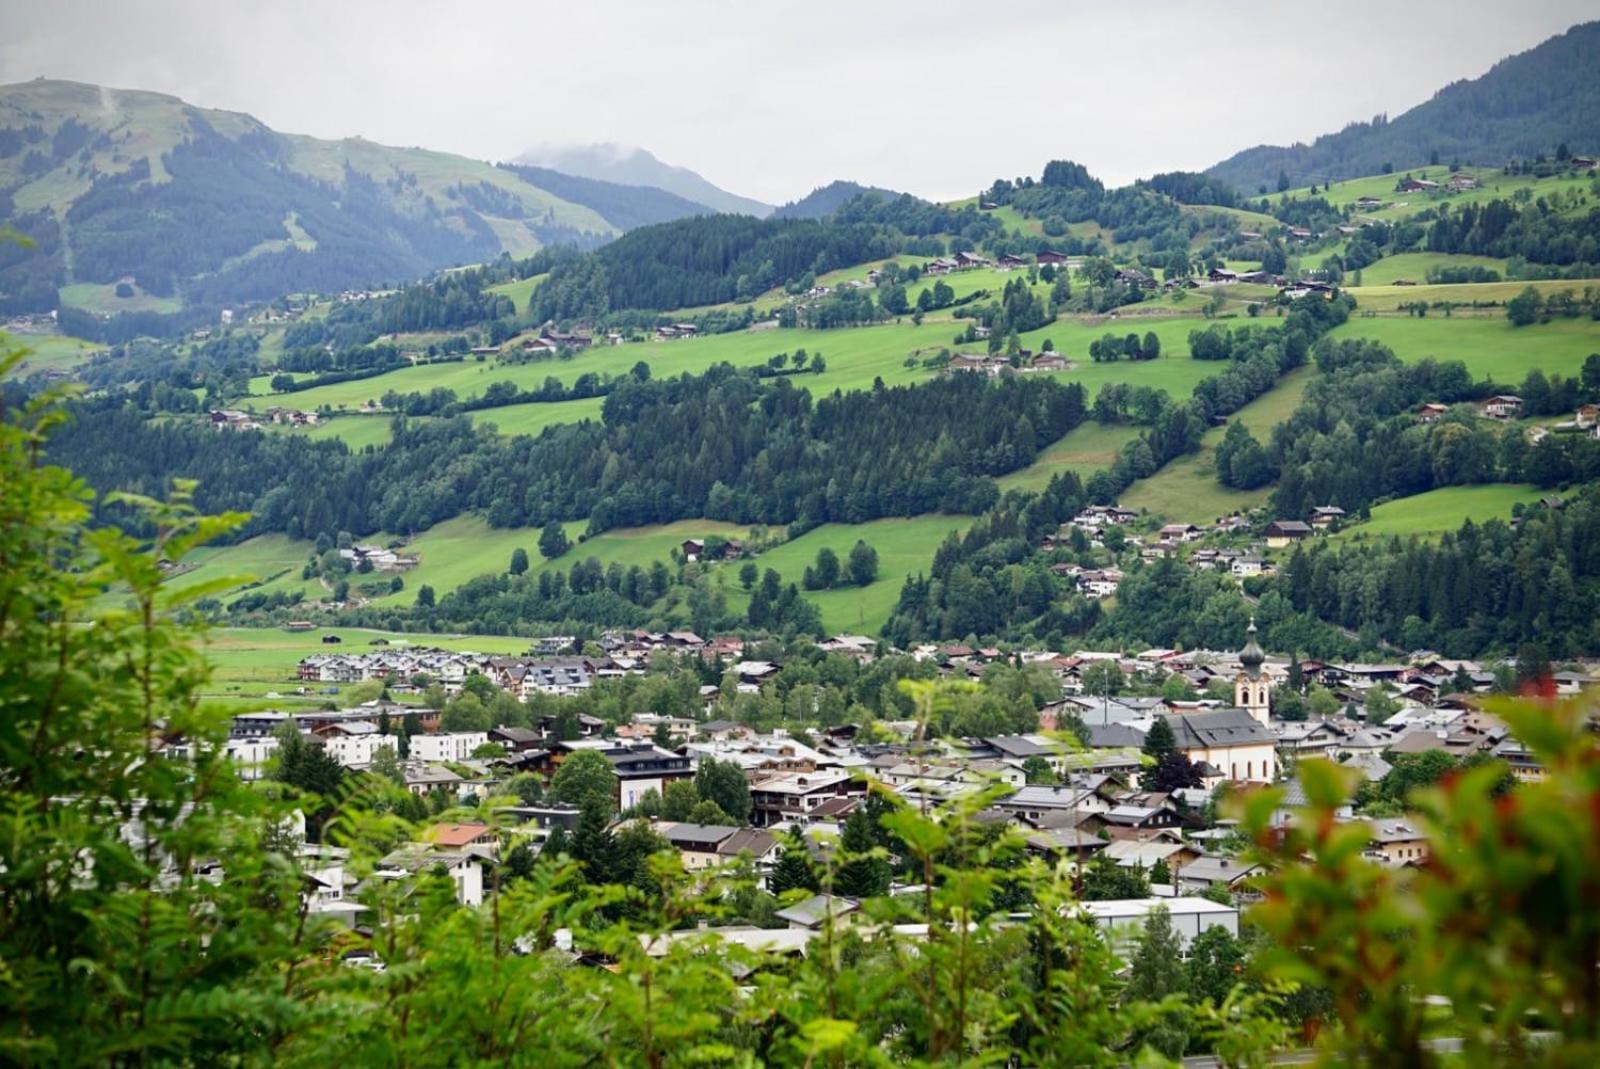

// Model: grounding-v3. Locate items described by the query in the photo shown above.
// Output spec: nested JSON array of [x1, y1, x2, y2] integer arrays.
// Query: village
[[184, 612, 1589, 950]]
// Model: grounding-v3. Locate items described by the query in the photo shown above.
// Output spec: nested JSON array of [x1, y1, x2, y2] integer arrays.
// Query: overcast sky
[[1, 1, 1593, 204]]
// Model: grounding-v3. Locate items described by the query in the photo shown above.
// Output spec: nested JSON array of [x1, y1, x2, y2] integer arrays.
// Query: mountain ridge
[[772, 180, 911, 220], [1206, 21, 1600, 192], [514, 141, 772, 218], [0, 78, 617, 319]]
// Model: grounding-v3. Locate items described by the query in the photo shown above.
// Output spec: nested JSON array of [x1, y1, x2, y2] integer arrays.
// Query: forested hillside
[[773, 180, 910, 220], [497, 162, 714, 229], [1208, 21, 1600, 191], [0, 79, 615, 320]]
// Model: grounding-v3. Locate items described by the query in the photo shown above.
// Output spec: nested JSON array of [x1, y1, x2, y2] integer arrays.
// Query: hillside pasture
[[1354, 252, 1511, 287], [1344, 278, 1598, 313], [58, 280, 182, 316], [997, 422, 1142, 492], [709, 514, 973, 634], [485, 273, 547, 314], [1335, 484, 1544, 540], [1119, 365, 1318, 523], [1324, 315, 1600, 382], [12, 331, 104, 373]]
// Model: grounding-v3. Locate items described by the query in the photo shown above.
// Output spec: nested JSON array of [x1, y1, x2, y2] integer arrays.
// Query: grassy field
[[1335, 484, 1544, 541], [147, 533, 318, 612], [253, 312, 1237, 420], [200, 625, 534, 710], [1285, 167, 1596, 222], [485, 273, 547, 314], [1354, 253, 1510, 287], [1120, 365, 1318, 523], [1324, 315, 1600, 381], [58, 280, 183, 315], [997, 422, 1142, 492], [12, 331, 104, 373], [1344, 278, 1599, 313], [266, 416, 397, 450], [375, 515, 751, 608], [708, 515, 973, 634]]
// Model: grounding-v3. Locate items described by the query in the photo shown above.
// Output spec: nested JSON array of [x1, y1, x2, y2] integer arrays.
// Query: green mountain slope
[[1207, 21, 1600, 192], [0, 79, 616, 317]]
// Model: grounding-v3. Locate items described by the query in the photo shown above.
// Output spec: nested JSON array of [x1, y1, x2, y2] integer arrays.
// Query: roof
[[424, 822, 495, 848], [774, 894, 859, 928], [1177, 856, 1262, 885], [1162, 710, 1275, 750], [1001, 785, 1104, 810], [655, 822, 739, 849]]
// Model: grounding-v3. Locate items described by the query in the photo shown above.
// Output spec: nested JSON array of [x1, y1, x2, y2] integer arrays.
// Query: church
[[1155, 621, 1278, 785]]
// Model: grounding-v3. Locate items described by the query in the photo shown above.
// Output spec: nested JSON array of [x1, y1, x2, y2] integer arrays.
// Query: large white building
[[410, 732, 489, 763]]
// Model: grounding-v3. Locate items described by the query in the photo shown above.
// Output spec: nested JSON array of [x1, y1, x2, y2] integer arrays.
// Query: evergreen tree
[[510, 547, 529, 575], [768, 834, 821, 896], [833, 807, 891, 898], [539, 521, 571, 560], [695, 758, 752, 824]]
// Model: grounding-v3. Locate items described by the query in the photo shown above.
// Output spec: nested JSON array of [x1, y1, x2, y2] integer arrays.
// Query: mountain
[[1207, 21, 1600, 193], [514, 142, 771, 218], [772, 180, 910, 220], [496, 162, 713, 230], [0, 79, 618, 320]]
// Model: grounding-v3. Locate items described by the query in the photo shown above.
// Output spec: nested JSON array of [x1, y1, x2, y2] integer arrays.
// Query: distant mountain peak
[[512, 142, 772, 218]]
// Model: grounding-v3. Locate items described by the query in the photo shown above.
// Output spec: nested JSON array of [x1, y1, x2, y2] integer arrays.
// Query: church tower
[[1235, 618, 1270, 726]]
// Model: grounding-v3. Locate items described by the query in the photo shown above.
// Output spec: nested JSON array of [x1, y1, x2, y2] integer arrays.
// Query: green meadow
[[266, 415, 397, 450], [1353, 252, 1511, 287], [1344, 278, 1598, 313], [12, 331, 104, 373], [1335, 484, 1544, 540], [707, 514, 974, 634], [997, 422, 1142, 493], [58, 280, 183, 316], [1120, 365, 1318, 523], [485, 272, 547, 314], [1324, 315, 1600, 381]]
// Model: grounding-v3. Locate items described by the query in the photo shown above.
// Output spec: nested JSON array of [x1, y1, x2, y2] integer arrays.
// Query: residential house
[[1175, 856, 1263, 900], [1309, 505, 1346, 529], [1080, 897, 1239, 951], [600, 744, 696, 810], [1396, 176, 1440, 193], [1077, 568, 1124, 599], [1264, 520, 1312, 547], [410, 731, 488, 763], [1446, 173, 1479, 191], [1479, 395, 1523, 419], [1364, 817, 1429, 866], [749, 770, 861, 827], [1417, 402, 1450, 423]]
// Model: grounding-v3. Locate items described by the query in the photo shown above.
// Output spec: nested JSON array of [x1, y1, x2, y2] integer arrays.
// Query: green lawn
[[1355, 253, 1510, 287], [1284, 167, 1596, 223], [707, 515, 973, 634], [132, 533, 318, 616], [1324, 315, 1600, 381], [1335, 484, 1544, 540], [1120, 365, 1318, 523], [998, 422, 1142, 492], [58, 280, 182, 315]]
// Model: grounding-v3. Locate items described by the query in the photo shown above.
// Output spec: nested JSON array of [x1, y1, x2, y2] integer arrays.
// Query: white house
[[1079, 897, 1239, 952], [410, 732, 489, 763]]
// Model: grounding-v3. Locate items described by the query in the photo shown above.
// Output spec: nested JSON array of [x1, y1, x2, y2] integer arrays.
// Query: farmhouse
[[1479, 395, 1523, 419], [1446, 173, 1479, 191], [954, 250, 992, 269], [1206, 267, 1238, 284], [1029, 351, 1068, 371], [681, 538, 744, 562], [997, 253, 1028, 269], [1036, 250, 1071, 265], [1396, 176, 1440, 193], [1308, 506, 1345, 529], [1114, 268, 1157, 290], [1417, 402, 1449, 423], [1355, 196, 1385, 210], [1264, 520, 1312, 547]]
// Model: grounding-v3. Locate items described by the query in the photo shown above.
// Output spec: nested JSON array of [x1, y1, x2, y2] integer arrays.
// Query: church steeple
[[1235, 618, 1270, 725]]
